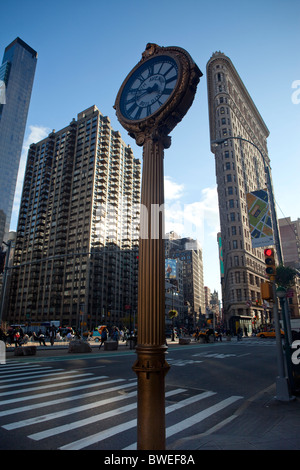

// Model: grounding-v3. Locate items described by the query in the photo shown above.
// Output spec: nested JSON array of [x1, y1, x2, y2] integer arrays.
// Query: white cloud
[[164, 176, 184, 202], [163, 177, 221, 293], [10, 125, 50, 231], [164, 182, 220, 246]]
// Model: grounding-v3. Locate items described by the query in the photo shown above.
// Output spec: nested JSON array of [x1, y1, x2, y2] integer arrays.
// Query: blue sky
[[1, 0, 300, 298]]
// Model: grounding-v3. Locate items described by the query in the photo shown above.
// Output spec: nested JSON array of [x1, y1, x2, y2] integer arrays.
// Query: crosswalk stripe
[[0, 367, 60, 379], [123, 395, 242, 451], [123, 390, 217, 450], [61, 416, 136, 450], [4, 387, 139, 431], [0, 372, 94, 390], [29, 396, 137, 441], [0, 361, 245, 451], [29, 388, 186, 442], [0, 362, 40, 368], [59, 390, 215, 450], [166, 395, 243, 438], [0, 365, 43, 373], [0, 381, 136, 418], [0, 376, 113, 403]]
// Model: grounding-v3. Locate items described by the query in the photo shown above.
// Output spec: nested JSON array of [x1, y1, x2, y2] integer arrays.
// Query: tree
[[275, 264, 297, 289]]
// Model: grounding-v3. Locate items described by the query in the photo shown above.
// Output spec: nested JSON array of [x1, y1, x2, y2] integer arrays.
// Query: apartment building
[[6, 105, 141, 329], [207, 52, 276, 332], [165, 231, 205, 324], [279, 217, 300, 320]]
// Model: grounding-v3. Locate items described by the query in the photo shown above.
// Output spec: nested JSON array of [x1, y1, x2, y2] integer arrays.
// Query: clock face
[[120, 55, 179, 121]]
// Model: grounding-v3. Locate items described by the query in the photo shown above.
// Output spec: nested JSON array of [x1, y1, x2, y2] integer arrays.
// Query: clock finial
[[142, 43, 160, 59]]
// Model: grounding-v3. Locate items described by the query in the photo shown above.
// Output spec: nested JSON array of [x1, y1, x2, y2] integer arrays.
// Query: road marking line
[[58, 389, 187, 450], [0, 381, 134, 417], [123, 391, 217, 450], [166, 395, 243, 439], [0, 372, 94, 390], [29, 389, 186, 442], [4, 387, 139, 430], [0, 365, 42, 373], [0, 367, 57, 379]]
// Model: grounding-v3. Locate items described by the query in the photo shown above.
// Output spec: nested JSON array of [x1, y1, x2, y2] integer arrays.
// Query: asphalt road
[[0, 337, 279, 451]]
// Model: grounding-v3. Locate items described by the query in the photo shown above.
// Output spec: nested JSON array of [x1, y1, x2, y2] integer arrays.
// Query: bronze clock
[[114, 43, 202, 146]]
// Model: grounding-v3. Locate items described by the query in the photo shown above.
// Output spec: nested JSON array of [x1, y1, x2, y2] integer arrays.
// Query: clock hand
[[137, 84, 160, 98]]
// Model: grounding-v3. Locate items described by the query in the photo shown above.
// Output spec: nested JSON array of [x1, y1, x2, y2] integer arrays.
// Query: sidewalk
[[4, 338, 140, 357], [170, 384, 300, 450], [4, 337, 183, 357]]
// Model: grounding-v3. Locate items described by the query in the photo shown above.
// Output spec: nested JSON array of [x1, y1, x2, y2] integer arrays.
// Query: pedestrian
[[99, 327, 108, 349], [14, 330, 21, 347], [33, 331, 47, 346], [237, 327, 242, 341], [112, 327, 119, 341], [49, 326, 56, 346]]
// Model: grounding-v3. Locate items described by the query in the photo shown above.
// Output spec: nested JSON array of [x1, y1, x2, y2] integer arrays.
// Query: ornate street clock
[[114, 43, 202, 146], [114, 44, 202, 451]]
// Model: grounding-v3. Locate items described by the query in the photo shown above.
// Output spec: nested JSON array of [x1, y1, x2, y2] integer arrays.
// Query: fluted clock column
[[114, 43, 202, 450], [132, 134, 170, 450]]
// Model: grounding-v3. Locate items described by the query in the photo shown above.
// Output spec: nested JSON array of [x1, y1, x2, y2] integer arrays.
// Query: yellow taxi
[[256, 329, 284, 338]]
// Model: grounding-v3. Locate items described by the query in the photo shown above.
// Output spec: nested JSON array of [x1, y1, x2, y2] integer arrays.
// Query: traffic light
[[264, 248, 276, 279], [260, 281, 273, 301]]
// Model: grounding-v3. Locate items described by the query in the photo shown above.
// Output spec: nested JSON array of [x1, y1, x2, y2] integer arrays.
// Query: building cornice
[[206, 52, 269, 143]]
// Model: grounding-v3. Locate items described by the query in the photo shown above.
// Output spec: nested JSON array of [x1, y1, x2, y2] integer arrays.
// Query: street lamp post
[[277, 286, 295, 395], [0, 239, 13, 325], [211, 136, 294, 400]]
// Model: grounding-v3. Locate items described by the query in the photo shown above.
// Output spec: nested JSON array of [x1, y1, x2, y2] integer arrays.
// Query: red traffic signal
[[264, 248, 273, 257], [264, 248, 276, 278]]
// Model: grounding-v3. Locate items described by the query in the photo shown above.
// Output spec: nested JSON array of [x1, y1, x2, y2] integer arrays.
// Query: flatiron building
[[207, 52, 277, 333]]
